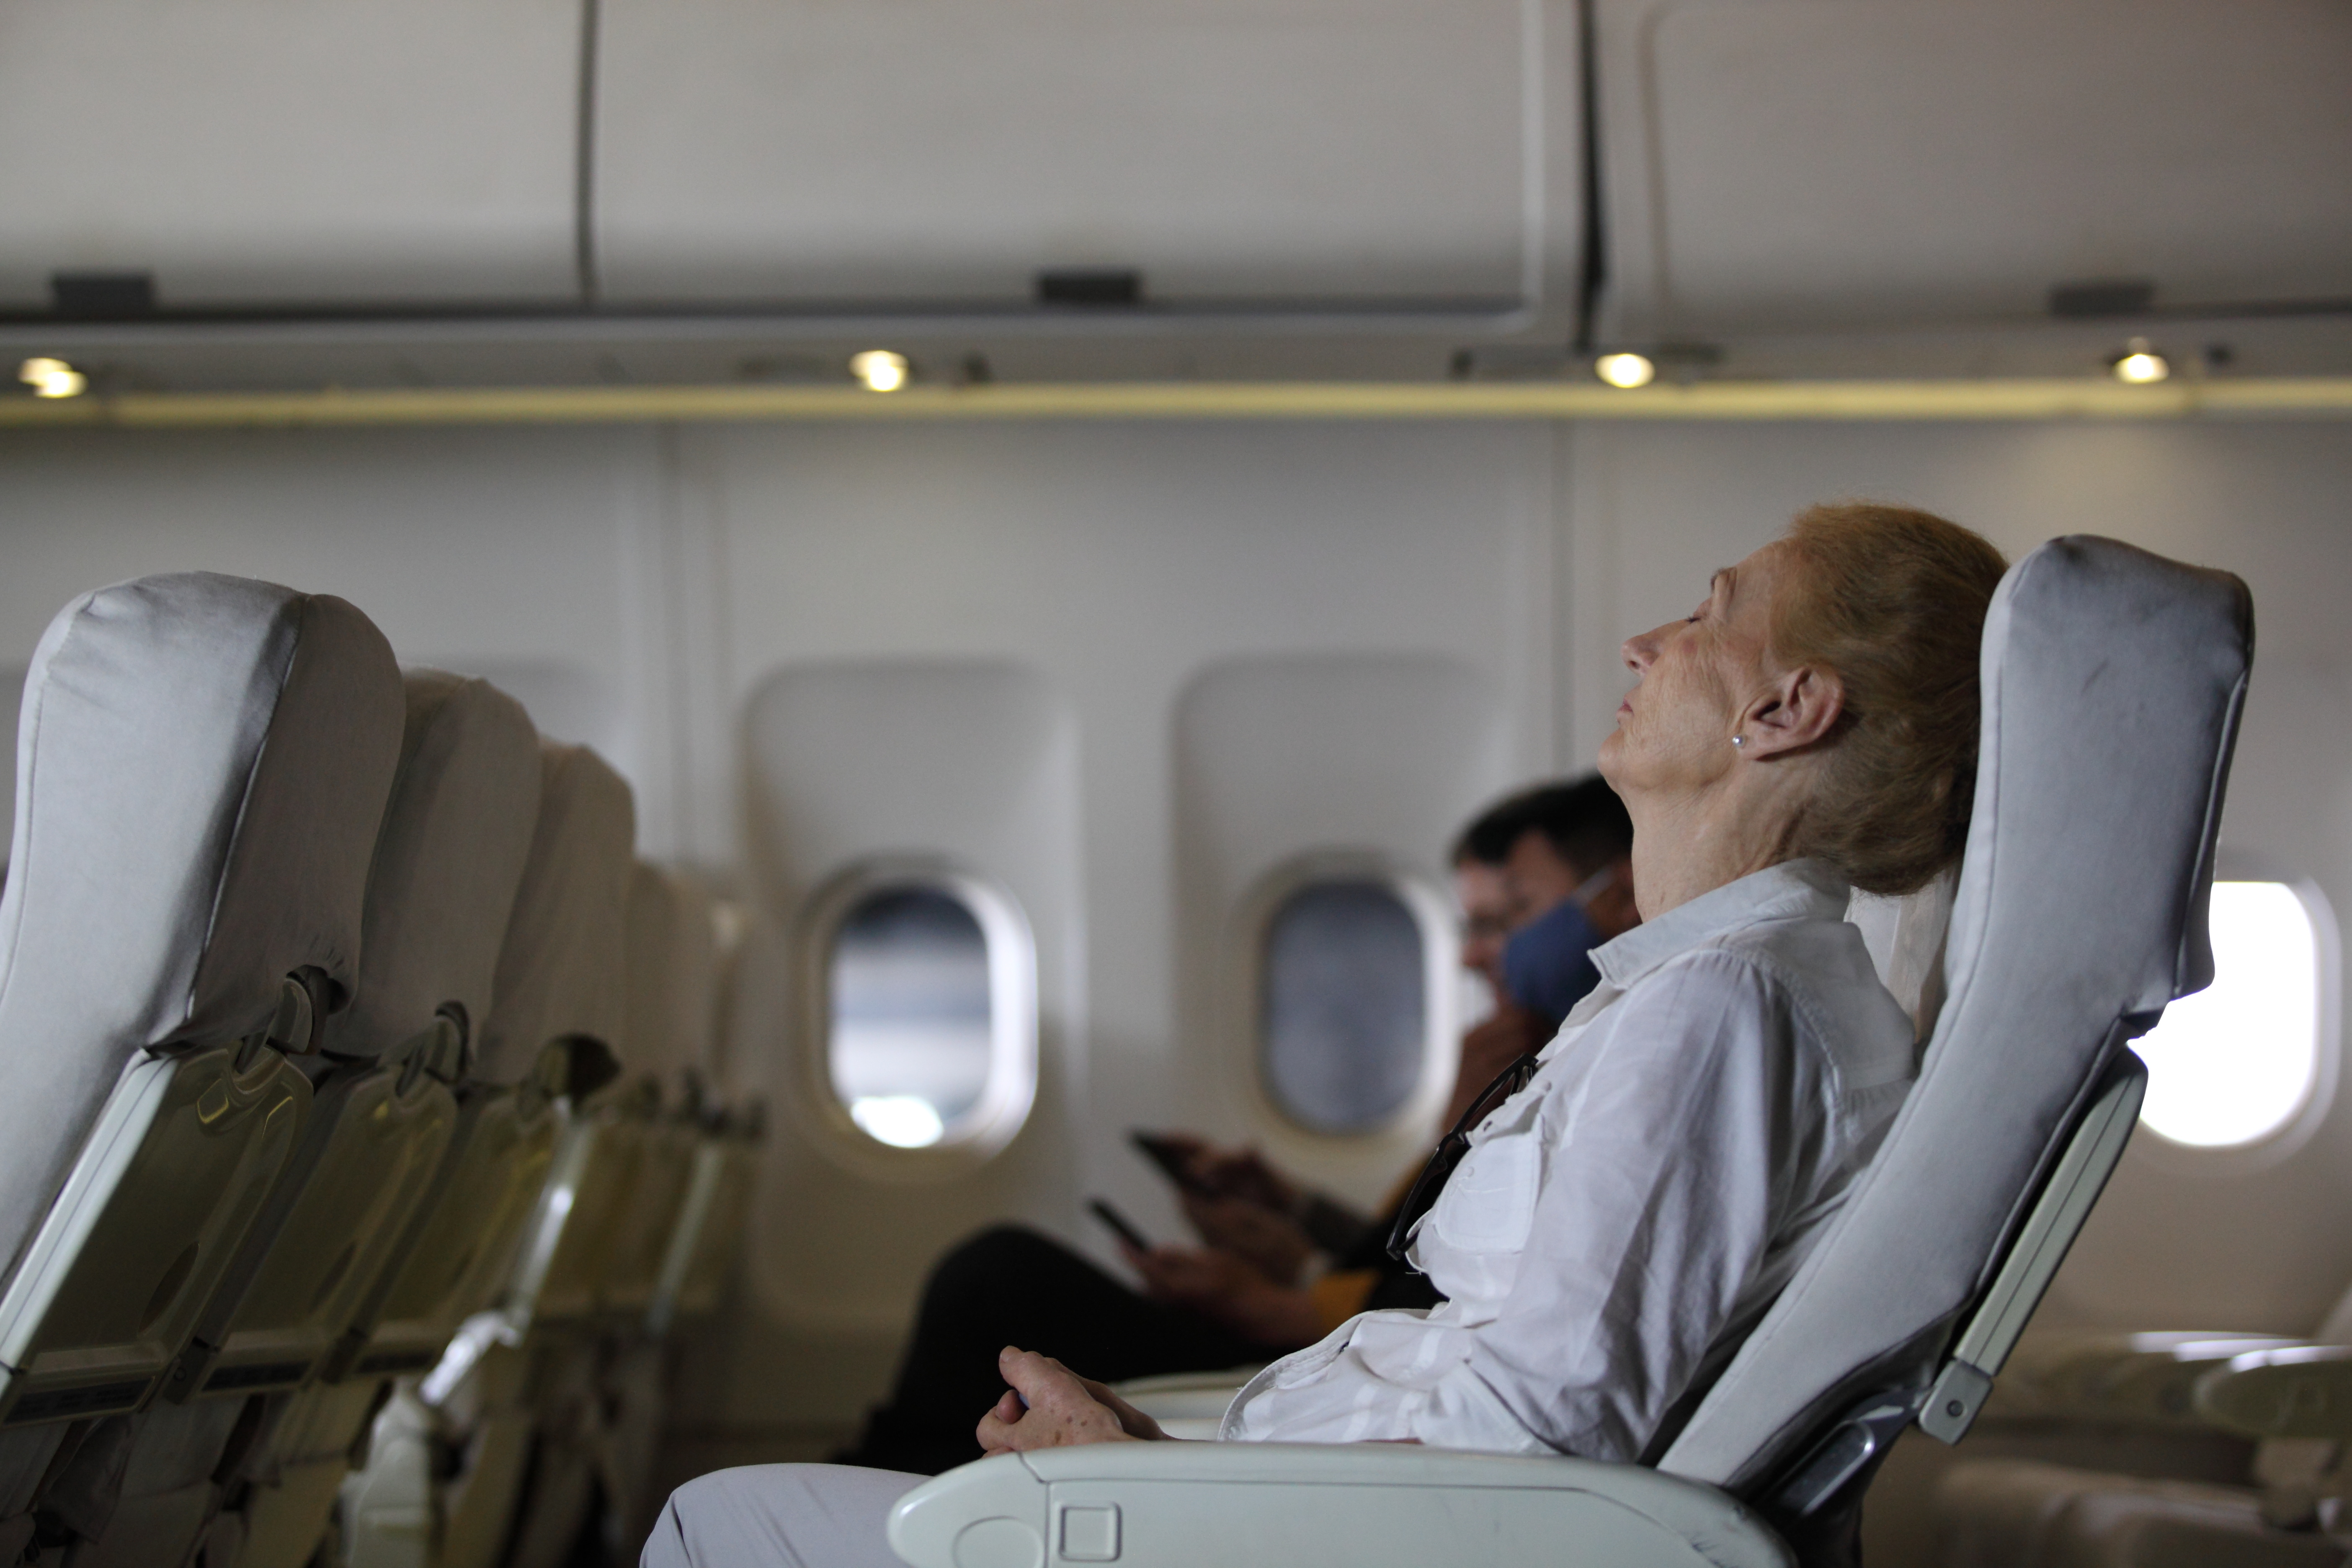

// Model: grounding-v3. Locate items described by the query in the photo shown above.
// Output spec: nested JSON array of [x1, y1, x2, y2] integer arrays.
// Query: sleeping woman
[[642, 502, 2010, 1567]]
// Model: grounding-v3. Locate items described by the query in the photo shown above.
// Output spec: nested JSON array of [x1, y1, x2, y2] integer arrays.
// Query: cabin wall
[[2, 415, 2348, 1444]]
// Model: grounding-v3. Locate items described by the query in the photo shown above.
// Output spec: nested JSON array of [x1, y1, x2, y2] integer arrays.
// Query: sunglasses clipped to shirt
[[1385, 1049, 1544, 1262]]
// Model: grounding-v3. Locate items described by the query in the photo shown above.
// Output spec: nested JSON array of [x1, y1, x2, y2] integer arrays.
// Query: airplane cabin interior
[[0, 2, 2349, 1565]]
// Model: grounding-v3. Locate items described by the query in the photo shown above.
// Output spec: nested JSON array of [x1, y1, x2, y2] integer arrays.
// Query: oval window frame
[[2128, 849, 2341, 1178], [797, 858, 1039, 1182], [1225, 853, 1461, 1148]]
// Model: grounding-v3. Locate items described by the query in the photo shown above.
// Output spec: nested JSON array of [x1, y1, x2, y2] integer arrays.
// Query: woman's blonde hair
[[1772, 503, 2009, 895]]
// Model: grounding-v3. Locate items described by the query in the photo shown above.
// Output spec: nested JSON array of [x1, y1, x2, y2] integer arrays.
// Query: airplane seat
[[0, 574, 404, 1564], [205, 671, 544, 1568], [338, 743, 634, 1568], [496, 864, 740, 1568], [884, 534, 2254, 1568], [1931, 1251, 2352, 1563], [590, 865, 728, 1556], [654, 893, 766, 1332], [596, 863, 714, 1325]]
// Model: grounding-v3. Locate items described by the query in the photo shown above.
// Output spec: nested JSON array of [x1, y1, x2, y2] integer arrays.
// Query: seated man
[[830, 776, 1637, 1475]]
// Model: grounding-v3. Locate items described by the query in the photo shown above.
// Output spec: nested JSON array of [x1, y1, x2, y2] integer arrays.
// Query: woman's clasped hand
[[975, 1347, 1169, 1452]]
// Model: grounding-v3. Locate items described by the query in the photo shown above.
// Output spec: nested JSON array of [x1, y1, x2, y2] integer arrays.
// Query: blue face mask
[[1501, 895, 1604, 1029]]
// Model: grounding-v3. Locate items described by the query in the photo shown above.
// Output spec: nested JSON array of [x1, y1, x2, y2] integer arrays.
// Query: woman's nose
[[1622, 627, 1661, 673]]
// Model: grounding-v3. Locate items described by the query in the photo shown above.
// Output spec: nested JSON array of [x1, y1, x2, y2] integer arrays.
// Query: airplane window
[[2136, 880, 2329, 1149], [1260, 880, 1428, 1134], [827, 885, 995, 1149]]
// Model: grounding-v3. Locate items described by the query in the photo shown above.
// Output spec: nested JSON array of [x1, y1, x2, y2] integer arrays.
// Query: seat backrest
[[472, 743, 634, 1092], [478, 744, 635, 1322], [0, 573, 402, 1280], [623, 863, 720, 1114], [704, 895, 769, 1127], [321, 671, 544, 1068], [1659, 536, 2253, 1493], [320, 672, 550, 1377], [169, 671, 551, 1397]]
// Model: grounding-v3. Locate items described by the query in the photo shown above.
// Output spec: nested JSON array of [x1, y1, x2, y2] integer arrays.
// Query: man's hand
[[1179, 1192, 1313, 1284], [1153, 1132, 1300, 1215], [976, 1348, 1168, 1455], [1124, 1243, 1323, 1348]]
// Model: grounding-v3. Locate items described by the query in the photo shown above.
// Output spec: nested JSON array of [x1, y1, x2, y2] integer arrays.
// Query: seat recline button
[[1059, 1504, 1120, 1562]]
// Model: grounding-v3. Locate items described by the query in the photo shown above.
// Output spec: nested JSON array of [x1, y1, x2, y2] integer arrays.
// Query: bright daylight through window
[[828, 885, 994, 1149], [2135, 880, 2326, 1149], [1260, 879, 1428, 1134]]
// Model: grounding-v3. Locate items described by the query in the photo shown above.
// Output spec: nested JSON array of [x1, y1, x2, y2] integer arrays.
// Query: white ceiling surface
[[0, 0, 582, 309], [1597, 0, 2352, 341], [594, 0, 1545, 307]]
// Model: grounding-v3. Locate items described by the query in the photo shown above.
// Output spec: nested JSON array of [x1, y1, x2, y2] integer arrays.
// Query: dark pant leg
[[834, 1225, 1269, 1475]]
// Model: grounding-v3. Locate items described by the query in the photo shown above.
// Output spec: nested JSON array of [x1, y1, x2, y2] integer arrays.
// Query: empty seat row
[[0, 573, 758, 1568]]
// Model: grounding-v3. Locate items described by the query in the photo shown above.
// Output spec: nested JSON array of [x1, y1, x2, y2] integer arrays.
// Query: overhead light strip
[[2, 378, 2349, 428]]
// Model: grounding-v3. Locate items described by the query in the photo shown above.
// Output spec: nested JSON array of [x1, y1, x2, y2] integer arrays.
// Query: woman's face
[[1600, 541, 1791, 800]]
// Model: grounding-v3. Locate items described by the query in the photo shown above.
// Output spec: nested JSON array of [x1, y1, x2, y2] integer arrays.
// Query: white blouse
[[1222, 859, 1918, 1460]]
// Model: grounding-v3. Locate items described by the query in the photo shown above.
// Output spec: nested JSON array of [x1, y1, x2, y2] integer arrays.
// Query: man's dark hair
[[1451, 774, 1634, 876]]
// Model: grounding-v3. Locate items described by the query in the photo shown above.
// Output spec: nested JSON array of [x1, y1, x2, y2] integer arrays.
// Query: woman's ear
[[1738, 666, 1846, 757]]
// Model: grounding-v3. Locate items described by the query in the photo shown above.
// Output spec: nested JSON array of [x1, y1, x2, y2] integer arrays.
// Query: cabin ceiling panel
[[0, 0, 582, 310], [1599, 0, 2352, 341], [592, 0, 1550, 308]]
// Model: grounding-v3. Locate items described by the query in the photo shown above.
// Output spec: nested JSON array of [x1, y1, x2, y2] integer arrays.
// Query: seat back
[[0, 574, 402, 1425], [660, 890, 763, 1326], [602, 864, 716, 1319], [1659, 536, 2253, 1501], [286, 671, 546, 1382], [171, 673, 543, 1400], [489, 745, 636, 1327]]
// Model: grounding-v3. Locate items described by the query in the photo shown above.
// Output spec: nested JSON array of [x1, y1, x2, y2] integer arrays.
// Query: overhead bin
[[1597, 0, 2352, 340], [0, 0, 582, 312], [593, 0, 1550, 310]]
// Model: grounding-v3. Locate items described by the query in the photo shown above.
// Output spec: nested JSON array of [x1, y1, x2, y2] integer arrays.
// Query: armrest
[[887, 1444, 1794, 1568], [1991, 1331, 2303, 1426], [2194, 1344, 2352, 1441], [1109, 1368, 1261, 1441]]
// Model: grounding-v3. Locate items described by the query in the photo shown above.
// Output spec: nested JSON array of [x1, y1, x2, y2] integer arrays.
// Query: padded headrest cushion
[[1660, 535, 2252, 1490], [474, 742, 634, 1086], [0, 573, 403, 1261], [322, 671, 543, 1060]]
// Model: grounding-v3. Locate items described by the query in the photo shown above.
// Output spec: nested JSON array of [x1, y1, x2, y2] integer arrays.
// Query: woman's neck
[[1627, 777, 1808, 920]]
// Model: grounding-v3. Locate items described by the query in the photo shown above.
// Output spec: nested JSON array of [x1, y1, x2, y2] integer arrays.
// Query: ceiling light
[[18, 357, 86, 399], [2111, 338, 2170, 385], [1594, 352, 1656, 389], [850, 350, 909, 393]]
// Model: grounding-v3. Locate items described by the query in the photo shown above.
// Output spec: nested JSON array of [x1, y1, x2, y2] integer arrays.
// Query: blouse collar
[[1589, 857, 1852, 994]]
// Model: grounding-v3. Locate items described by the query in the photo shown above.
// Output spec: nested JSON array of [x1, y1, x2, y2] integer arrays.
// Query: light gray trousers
[[641, 1464, 926, 1568]]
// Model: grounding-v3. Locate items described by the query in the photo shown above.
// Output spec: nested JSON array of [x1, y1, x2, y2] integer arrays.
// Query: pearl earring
[[1731, 735, 1747, 748]]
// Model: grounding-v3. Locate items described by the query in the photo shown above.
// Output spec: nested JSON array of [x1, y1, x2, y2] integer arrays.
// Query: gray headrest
[[0, 573, 403, 1260], [320, 671, 543, 1061], [474, 742, 634, 1088], [1659, 536, 2252, 1490]]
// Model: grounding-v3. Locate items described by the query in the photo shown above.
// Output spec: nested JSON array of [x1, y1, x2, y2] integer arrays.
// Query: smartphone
[[1088, 1197, 1153, 1252], [1130, 1130, 1216, 1196]]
